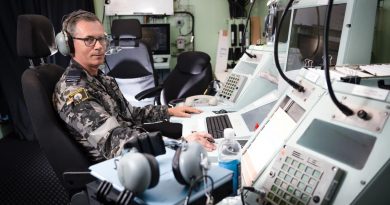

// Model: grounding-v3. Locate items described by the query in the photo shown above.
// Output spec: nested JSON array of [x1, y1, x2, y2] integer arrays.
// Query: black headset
[[55, 10, 91, 56]]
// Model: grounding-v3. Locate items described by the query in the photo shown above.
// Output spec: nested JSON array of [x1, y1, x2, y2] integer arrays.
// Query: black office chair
[[105, 19, 158, 107], [17, 14, 93, 197], [136, 51, 213, 105]]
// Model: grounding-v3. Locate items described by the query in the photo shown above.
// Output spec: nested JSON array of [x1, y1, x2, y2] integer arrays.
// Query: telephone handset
[[217, 73, 247, 103], [184, 95, 218, 107]]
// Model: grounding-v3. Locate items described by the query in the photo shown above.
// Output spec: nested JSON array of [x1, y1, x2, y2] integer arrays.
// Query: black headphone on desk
[[55, 10, 92, 56]]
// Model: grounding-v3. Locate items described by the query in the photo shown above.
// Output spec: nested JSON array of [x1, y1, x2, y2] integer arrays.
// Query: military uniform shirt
[[53, 59, 170, 162]]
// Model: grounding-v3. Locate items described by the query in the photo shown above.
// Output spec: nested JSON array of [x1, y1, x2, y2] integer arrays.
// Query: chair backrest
[[17, 15, 91, 186], [105, 19, 158, 107], [161, 51, 213, 105]]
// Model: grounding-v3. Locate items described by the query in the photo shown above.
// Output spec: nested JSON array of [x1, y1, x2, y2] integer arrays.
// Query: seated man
[[53, 10, 215, 162]]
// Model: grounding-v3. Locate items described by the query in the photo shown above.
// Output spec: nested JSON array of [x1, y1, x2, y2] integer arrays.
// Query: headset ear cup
[[172, 146, 187, 185], [172, 142, 207, 186], [117, 152, 154, 194], [143, 154, 160, 188], [67, 32, 74, 54], [55, 31, 70, 56]]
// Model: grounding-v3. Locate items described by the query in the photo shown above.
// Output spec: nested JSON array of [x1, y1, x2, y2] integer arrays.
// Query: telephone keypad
[[218, 74, 247, 103], [262, 146, 343, 205]]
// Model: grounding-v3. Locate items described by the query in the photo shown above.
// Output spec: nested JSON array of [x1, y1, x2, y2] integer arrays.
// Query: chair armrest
[[135, 85, 163, 100]]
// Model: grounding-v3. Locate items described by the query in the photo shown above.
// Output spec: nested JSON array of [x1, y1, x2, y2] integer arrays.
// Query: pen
[[205, 137, 215, 143]]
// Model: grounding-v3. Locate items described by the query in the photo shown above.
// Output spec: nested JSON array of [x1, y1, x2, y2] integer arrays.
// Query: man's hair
[[62, 10, 101, 36]]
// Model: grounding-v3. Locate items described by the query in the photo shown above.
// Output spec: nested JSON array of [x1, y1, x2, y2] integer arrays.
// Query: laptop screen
[[241, 101, 277, 132]]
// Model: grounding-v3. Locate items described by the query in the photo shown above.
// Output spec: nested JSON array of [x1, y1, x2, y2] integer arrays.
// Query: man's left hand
[[183, 131, 216, 152], [168, 106, 202, 117]]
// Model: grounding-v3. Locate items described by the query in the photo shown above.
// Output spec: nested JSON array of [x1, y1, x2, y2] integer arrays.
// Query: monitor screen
[[141, 24, 170, 55], [286, 4, 347, 71]]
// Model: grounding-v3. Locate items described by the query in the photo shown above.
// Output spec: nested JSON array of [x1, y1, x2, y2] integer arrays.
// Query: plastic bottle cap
[[224, 128, 235, 139]]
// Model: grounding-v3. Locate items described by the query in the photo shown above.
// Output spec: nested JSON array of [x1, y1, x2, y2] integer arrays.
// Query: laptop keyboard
[[206, 114, 233, 139]]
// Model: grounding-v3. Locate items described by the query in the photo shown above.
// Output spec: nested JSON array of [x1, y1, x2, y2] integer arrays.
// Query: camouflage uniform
[[53, 59, 170, 162]]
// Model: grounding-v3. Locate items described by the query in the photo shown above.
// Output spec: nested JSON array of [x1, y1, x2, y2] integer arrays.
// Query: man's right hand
[[168, 106, 202, 118], [183, 131, 216, 152]]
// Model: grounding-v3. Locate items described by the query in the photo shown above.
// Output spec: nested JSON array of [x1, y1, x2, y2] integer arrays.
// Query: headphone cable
[[184, 175, 214, 205], [240, 186, 265, 205]]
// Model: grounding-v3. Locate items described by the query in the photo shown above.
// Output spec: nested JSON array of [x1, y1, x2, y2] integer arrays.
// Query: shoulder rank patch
[[65, 69, 82, 84], [66, 88, 89, 105]]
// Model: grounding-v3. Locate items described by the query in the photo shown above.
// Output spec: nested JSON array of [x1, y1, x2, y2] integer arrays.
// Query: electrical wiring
[[174, 11, 195, 51]]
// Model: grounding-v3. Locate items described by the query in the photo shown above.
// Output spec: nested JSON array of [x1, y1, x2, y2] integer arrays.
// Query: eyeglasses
[[72, 36, 110, 47]]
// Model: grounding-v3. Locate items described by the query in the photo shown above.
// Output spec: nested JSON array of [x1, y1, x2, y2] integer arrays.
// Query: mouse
[[218, 109, 228, 114]]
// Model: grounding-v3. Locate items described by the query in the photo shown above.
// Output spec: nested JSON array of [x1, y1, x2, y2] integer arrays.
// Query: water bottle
[[218, 128, 241, 195]]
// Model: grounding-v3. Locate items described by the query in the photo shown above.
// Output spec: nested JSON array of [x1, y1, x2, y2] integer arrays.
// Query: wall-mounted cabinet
[[105, 0, 173, 16]]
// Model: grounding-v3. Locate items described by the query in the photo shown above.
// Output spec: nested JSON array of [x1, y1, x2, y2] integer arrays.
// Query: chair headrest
[[111, 19, 142, 39], [176, 51, 211, 75], [17, 14, 57, 58]]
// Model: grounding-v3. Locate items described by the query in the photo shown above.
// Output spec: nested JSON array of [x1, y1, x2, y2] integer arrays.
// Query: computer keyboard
[[206, 114, 233, 139]]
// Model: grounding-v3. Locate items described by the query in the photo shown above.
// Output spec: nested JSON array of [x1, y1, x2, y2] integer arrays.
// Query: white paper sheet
[[215, 30, 229, 73], [360, 64, 390, 76]]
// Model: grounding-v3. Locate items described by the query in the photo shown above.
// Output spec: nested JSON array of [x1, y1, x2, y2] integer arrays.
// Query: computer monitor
[[285, 0, 377, 71], [141, 24, 170, 55]]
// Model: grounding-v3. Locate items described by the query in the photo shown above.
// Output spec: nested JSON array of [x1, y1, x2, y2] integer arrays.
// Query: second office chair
[[105, 19, 159, 107], [136, 51, 213, 105]]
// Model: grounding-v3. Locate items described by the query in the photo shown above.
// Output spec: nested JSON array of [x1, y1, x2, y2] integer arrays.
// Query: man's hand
[[168, 106, 202, 117], [183, 131, 216, 152]]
